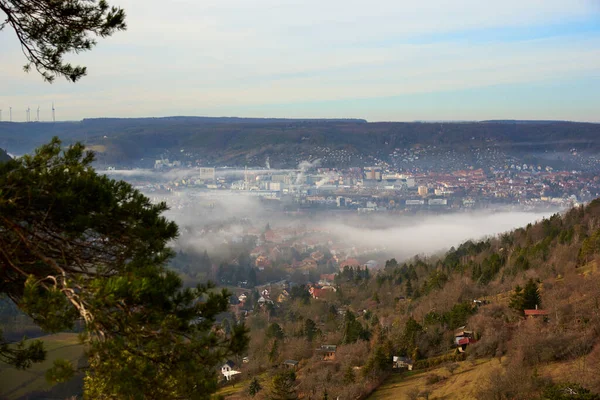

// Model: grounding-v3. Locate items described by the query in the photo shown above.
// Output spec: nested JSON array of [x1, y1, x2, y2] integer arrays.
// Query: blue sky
[[1, 0, 599, 122]]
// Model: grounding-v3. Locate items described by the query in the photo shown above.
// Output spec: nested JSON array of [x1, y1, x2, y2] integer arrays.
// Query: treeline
[[4, 119, 600, 166]]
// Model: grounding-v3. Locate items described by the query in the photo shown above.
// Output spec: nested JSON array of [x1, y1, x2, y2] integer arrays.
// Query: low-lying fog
[[143, 190, 560, 263]]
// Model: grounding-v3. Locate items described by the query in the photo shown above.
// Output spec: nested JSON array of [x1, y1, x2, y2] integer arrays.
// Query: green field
[[0, 333, 85, 400]]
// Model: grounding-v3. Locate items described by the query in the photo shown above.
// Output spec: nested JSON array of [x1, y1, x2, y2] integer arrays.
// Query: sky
[[1, 0, 600, 122]]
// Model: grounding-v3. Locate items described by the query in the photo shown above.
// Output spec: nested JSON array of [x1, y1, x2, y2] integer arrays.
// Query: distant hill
[[0, 148, 11, 162], [1, 118, 600, 167]]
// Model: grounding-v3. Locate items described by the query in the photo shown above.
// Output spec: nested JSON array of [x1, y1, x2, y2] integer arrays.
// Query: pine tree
[[406, 279, 413, 297], [270, 371, 298, 400], [267, 323, 285, 340], [0, 138, 249, 399], [268, 339, 280, 363], [248, 377, 262, 397], [304, 319, 317, 342], [523, 279, 542, 310], [343, 365, 355, 384], [509, 285, 525, 312], [0, 0, 126, 82], [509, 279, 541, 314]]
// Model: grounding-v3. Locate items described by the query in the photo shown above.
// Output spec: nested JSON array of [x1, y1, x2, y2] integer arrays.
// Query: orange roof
[[340, 258, 360, 267], [524, 309, 549, 316]]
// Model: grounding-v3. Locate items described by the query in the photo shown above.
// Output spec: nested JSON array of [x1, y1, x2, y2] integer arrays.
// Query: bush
[[426, 373, 443, 385]]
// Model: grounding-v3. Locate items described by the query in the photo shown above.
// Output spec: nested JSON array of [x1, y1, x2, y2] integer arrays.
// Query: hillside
[[1, 118, 600, 168], [218, 199, 600, 400], [0, 148, 11, 162]]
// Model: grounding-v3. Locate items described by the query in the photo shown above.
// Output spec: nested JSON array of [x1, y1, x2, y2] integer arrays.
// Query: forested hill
[[0, 149, 10, 162], [203, 198, 600, 399], [331, 198, 600, 398], [1, 118, 600, 167]]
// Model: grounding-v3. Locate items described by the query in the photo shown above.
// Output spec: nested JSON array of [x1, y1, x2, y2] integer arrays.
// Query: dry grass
[[368, 358, 496, 400]]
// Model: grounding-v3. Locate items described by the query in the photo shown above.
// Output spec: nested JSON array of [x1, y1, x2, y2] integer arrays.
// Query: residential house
[[309, 286, 328, 300], [257, 296, 273, 307], [310, 251, 325, 262], [319, 274, 336, 285], [277, 290, 290, 303], [282, 359, 299, 370], [339, 258, 361, 271], [454, 327, 476, 352], [221, 360, 241, 381], [524, 305, 549, 319], [250, 246, 266, 258], [392, 356, 414, 370], [255, 255, 271, 270], [317, 345, 337, 361], [299, 258, 318, 270]]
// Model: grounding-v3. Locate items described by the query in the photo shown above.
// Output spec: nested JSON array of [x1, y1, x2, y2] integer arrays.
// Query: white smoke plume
[[295, 159, 321, 185]]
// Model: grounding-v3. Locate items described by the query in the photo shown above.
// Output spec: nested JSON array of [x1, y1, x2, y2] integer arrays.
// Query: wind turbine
[[0, 109, 2, 122], [27, 107, 31, 122], [52, 102, 55, 122], [9, 107, 12, 122], [37, 106, 40, 122]]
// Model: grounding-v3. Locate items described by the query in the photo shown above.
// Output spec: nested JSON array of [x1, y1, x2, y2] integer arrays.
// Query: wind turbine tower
[[52, 102, 55, 122], [37, 106, 40, 122], [26, 107, 31, 122], [9, 107, 12, 122], [0, 109, 2, 122]]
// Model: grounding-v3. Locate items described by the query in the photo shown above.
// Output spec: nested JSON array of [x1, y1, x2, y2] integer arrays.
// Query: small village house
[[392, 356, 414, 370], [317, 345, 337, 361], [221, 360, 241, 381]]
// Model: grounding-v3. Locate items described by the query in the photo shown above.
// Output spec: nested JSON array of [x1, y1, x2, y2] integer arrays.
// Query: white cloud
[[0, 0, 599, 120]]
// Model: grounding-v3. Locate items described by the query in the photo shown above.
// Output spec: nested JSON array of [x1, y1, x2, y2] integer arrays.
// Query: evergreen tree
[[342, 311, 369, 344], [364, 345, 389, 375], [343, 365, 356, 384], [268, 339, 279, 363], [401, 317, 423, 355], [523, 279, 542, 310], [0, 139, 249, 398], [304, 319, 318, 342], [509, 285, 525, 312], [267, 323, 285, 340], [405, 279, 413, 297], [0, 0, 126, 82], [270, 370, 298, 400], [384, 258, 399, 271], [248, 377, 262, 397], [290, 285, 310, 304], [509, 279, 541, 314]]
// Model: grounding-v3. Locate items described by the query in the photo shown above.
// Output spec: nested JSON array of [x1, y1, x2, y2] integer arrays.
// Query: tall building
[[418, 186, 428, 197], [199, 167, 216, 181], [364, 166, 382, 181]]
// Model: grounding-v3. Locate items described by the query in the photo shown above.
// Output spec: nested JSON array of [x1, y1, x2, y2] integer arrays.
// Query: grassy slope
[[369, 356, 595, 400], [0, 333, 85, 400], [368, 359, 495, 400]]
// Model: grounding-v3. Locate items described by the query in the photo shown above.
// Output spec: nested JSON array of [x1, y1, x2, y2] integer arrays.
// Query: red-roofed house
[[524, 308, 549, 318], [309, 287, 328, 300], [339, 258, 361, 270]]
